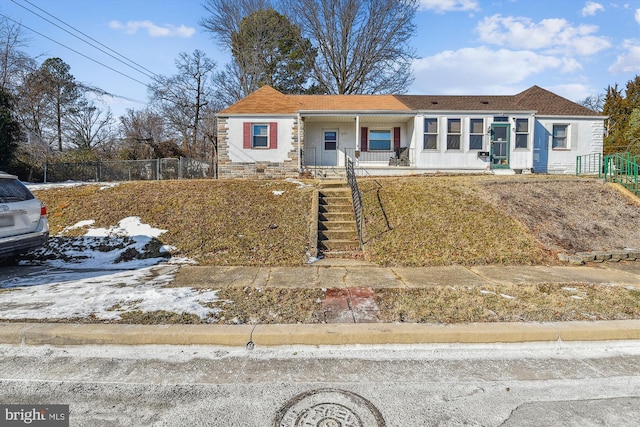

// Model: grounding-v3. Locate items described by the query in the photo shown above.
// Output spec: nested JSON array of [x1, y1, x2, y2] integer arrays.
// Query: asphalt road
[[1, 341, 639, 426]]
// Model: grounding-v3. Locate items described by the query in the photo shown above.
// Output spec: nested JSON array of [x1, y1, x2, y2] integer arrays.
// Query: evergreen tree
[[603, 76, 640, 154], [0, 88, 22, 171], [231, 8, 316, 94]]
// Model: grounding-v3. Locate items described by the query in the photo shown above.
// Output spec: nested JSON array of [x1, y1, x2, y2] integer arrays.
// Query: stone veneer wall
[[216, 116, 302, 179]]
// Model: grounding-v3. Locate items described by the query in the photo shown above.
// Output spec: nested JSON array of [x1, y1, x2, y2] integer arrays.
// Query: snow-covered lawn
[[1, 184, 221, 321]]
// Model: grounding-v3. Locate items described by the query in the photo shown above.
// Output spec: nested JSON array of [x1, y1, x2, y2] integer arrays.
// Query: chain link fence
[[43, 158, 213, 183]]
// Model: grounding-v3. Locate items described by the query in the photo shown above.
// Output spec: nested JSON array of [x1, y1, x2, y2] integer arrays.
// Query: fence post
[[43, 163, 47, 183]]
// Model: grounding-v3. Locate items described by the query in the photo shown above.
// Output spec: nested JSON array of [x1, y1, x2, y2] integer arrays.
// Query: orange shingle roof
[[219, 86, 411, 114], [219, 85, 603, 117], [220, 86, 300, 114], [294, 94, 411, 111]]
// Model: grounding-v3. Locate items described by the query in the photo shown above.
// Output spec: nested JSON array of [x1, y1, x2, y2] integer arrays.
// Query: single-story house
[[216, 85, 605, 178]]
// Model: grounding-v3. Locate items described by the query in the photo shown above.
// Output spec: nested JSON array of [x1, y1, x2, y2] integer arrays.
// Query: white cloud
[[410, 46, 577, 94], [581, 1, 604, 17], [548, 83, 595, 103], [636, 8, 640, 24], [477, 15, 610, 56], [418, 0, 480, 13], [109, 20, 195, 38], [609, 39, 640, 73]]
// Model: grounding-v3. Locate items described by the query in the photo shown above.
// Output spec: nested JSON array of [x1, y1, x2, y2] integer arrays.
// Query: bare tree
[[200, 0, 273, 49], [118, 108, 180, 159], [578, 93, 605, 113], [214, 61, 253, 105], [148, 50, 220, 163], [64, 101, 115, 150], [0, 17, 36, 92], [284, 0, 417, 94]]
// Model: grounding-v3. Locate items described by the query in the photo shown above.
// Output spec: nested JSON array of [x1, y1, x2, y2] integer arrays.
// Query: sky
[[1, 0, 640, 118]]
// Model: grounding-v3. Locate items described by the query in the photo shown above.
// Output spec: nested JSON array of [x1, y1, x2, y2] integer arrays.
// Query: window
[[369, 129, 391, 151], [515, 119, 529, 149], [447, 119, 461, 150], [493, 116, 509, 122], [252, 124, 269, 148], [423, 118, 438, 150], [324, 131, 337, 150], [469, 119, 484, 150], [552, 124, 568, 149], [243, 122, 278, 149]]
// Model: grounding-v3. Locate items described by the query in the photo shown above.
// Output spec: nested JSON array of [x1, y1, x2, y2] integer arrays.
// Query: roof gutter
[[299, 110, 413, 116]]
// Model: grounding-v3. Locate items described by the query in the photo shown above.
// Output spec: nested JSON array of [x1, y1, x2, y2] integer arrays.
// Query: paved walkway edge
[[1, 321, 640, 346]]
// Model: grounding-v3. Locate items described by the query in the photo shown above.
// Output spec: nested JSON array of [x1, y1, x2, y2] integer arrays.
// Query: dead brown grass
[[360, 175, 640, 266], [28, 176, 640, 324], [50, 282, 638, 324], [478, 178, 640, 253], [360, 176, 550, 266], [375, 283, 640, 323], [34, 179, 314, 266], [206, 287, 325, 324]]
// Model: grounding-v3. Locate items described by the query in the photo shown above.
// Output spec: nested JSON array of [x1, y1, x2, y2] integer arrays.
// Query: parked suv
[[0, 171, 49, 263]]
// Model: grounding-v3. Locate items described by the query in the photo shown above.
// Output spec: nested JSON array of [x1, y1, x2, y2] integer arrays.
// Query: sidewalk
[[2, 261, 640, 347], [171, 259, 640, 290]]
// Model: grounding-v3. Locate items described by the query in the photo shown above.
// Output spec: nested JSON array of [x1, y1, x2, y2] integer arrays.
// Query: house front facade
[[216, 85, 605, 178]]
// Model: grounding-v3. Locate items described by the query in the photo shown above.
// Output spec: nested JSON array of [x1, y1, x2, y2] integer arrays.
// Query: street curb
[[2, 320, 640, 347]]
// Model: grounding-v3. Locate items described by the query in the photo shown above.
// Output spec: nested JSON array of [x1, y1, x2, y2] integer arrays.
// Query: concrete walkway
[[1, 260, 640, 347], [172, 259, 640, 290]]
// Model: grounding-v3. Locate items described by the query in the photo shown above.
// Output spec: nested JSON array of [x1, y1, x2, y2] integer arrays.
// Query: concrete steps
[[314, 167, 347, 179], [317, 183, 360, 255]]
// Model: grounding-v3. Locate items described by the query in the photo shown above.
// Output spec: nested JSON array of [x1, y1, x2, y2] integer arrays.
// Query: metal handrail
[[576, 153, 602, 176], [602, 152, 639, 195], [346, 156, 364, 248]]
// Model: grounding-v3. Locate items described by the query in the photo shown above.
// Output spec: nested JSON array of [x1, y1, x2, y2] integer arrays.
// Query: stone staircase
[[317, 182, 361, 256]]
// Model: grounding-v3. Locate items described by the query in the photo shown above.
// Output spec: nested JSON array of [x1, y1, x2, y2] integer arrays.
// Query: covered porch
[[300, 112, 415, 175]]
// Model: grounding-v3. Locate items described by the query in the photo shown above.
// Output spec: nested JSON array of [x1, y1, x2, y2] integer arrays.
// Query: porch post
[[354, 115, 360, 164]]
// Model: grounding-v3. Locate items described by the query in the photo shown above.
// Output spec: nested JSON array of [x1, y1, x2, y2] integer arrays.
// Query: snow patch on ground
[[0, 215, 220, 322]]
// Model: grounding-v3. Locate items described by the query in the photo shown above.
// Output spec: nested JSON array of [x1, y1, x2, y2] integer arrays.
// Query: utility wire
[[0, 13, 150, 89], [14, 0, 159, 80]]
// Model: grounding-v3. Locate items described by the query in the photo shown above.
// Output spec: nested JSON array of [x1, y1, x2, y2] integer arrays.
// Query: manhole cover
[[274, 388, 385, 427]]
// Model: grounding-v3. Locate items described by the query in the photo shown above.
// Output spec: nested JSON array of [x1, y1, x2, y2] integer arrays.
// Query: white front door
[[321, 130, 338, 166]]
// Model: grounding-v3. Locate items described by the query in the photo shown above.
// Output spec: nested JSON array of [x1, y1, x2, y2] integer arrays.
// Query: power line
[[14, 0, 159, 80], [0, 13, 151, 89]]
